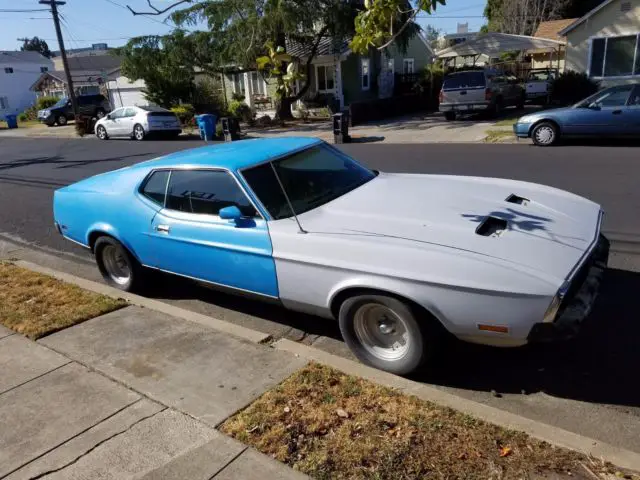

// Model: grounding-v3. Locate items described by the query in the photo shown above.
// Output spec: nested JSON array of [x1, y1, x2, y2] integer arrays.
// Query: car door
[[148, 169, 279, 298], [625, 85, 640, 135], [120, 108, 138, 136], [564, 85, 635, 135], [104, 108, 125, 136]]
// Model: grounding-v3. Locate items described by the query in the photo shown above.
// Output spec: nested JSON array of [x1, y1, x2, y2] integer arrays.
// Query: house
[[559, 0, 640, 85], [530, 19, 577, 70], [105, 68, 147, 108], [31, 53, 122, 99], [0, 51, 53, 118], [441, 23, 489, 67], [224, 31, 433, 113]]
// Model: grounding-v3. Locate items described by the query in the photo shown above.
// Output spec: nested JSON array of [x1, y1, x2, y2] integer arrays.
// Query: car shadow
[[556, 138, 640, 148], [414, 267, 640, 408]]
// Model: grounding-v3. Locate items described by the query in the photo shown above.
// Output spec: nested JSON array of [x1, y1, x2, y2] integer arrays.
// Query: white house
[[0, 51, 53, 118], [106, 68, 148, 108]]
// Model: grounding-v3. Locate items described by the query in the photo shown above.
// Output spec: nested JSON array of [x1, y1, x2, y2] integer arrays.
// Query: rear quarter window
[[443, 72, 486, 90], [140, 170, 170, 206]]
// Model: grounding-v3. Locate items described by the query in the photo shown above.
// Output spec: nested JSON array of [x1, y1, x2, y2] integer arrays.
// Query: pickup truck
[[525, 69, 557, 104]]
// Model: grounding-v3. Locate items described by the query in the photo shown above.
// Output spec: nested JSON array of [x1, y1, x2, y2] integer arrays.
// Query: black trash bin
[[221, 117, 240, 142], [333, 111, 350, 144]]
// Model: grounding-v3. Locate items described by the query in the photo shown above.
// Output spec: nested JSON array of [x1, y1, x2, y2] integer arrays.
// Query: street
[[2, 136, 640, 454]]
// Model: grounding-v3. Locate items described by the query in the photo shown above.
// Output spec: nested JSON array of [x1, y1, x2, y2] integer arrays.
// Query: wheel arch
[[87, 225, 142, 263], [529, 118, 561, 136], [328, 284, 450, 334]]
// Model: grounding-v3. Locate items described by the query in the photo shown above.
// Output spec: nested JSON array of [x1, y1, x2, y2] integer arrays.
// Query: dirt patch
[[0, 262, 126, 339], [221, 363, 635, 480]]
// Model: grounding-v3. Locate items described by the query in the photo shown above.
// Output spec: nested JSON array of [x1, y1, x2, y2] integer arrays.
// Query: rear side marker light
[[478, 324, 509, 334]]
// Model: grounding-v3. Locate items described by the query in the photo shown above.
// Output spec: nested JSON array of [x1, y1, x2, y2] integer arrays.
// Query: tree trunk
[[275, 96, 294, 122]]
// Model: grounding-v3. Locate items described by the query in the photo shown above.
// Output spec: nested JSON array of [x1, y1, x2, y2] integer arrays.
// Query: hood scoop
[[506, 194, 530, 206], [476, 217, 508, 237]]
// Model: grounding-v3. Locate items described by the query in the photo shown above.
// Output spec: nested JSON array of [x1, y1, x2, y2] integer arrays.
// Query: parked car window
[[166, 170, 257, 217], [110, 108, 125, 119], [629, 86, 640, 106], [140, 170, 170, 206], [583, 85, 635, 108], [242, 144, 376, 220], [124, 108, 137, 117], [442, 71, 485, 90]]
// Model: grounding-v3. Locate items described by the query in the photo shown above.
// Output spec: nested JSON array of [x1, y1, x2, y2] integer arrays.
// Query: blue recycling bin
[[5, 114, 17, 129], [196, 114, 217, 141]]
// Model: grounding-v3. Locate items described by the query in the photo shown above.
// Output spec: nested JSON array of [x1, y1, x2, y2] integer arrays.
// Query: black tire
[[444, 111, 456, 122], [531, 121, 558, 147], [492, 98, 504, 118], [96, 125, 108, 140], [338, 294, 440, 376], [95, 108, 106, 119], [56, 115, 68, 126], [133, 123, 146, 141], [94, 236, 143, 292], [516, 93, 525, 110]]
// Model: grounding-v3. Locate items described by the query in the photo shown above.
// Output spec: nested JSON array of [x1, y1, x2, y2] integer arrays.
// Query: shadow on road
[[144, 264, 640, 409], [417, 267, 640, 408]]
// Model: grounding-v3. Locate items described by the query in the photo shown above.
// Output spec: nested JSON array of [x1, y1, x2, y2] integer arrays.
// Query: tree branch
[[290, 25, 330, 102], [377, 8, 418, 51], [126, 0, 188, 16]]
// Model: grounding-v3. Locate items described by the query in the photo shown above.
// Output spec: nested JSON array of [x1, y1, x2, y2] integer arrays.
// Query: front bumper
[[514, 122, 532, 138], [528, 234, 609, 342]]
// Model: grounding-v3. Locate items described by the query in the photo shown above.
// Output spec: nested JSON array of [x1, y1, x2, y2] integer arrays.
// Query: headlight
[[543, 281, 569, 323], [44, 110, 51, 116]]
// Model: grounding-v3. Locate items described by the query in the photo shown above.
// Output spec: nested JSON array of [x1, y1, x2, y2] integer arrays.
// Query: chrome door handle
[[155, 225, 170, 233]]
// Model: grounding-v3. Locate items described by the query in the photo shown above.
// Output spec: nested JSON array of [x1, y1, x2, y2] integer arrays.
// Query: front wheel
[[338, 294, 439, 375], [96, 125, 108, 140], [56, 115, 68, 126], [531, 121, 558, 146], [94, 236, 143, 292], [133, 124, 146, 141]]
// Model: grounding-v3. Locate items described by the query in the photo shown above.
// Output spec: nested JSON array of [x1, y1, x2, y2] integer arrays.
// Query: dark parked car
[[37, 94, 111, 126], [514, 83, 640, 146]]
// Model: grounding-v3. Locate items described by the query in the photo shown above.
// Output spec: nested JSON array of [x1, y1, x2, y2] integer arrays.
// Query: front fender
[[86, 222, 142, 262]]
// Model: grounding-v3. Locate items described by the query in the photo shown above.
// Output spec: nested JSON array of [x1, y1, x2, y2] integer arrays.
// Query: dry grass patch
[[0, 262, 126, 339], [484, 129, 516, 143], [221, 363, 635, 480]]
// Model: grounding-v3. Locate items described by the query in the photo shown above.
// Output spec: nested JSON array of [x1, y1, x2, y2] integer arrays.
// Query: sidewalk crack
[[27, 406, 168, 480], [207, 446, 248, 479]]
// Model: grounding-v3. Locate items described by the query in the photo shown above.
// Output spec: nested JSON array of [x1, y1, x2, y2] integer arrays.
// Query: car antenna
[[269, 162, 307, 234]]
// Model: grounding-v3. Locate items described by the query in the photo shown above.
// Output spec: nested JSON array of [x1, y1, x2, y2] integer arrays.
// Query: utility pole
[[39, 0, 77, 116]]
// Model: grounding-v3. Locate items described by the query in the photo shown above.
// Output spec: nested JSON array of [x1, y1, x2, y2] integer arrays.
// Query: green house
[[223, 32, 434, 113]]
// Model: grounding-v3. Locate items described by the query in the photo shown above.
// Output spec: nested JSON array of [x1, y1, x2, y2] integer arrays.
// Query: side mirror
[[219, 205, 242, 220], [106, 114, 112, 120]]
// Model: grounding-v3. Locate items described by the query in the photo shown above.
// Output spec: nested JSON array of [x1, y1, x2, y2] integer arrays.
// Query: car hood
[[519, 107, 574, 123], [295, 173, 602, 285]]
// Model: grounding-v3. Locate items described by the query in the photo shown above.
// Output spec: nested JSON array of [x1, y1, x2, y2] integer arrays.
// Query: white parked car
[[94, 106, 181, 141]]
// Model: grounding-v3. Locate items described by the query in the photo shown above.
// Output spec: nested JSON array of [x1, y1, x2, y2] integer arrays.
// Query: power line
[[0, 8, 50, 12]]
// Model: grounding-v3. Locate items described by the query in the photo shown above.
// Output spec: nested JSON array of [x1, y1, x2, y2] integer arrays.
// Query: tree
[[561, 0, 606, 18], [20, 36, 53, 58], [116, 33, 196, 108], [423, 25, 441, 52]]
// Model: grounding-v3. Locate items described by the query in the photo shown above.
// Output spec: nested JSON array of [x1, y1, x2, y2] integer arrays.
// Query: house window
[[228, 73, 245, 97], [4, 67, 13, 74], [361, 58, 370, 91], [589, 34, 640, 78], [316, 65, 335, 92], [403, 58, 415, 74], [0, 97, 8, 110], [251, 71, 266, 95], [40, 66, 48, 73]]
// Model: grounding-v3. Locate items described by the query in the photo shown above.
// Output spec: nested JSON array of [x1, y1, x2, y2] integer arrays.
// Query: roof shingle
[[533, 19, 578, 41]]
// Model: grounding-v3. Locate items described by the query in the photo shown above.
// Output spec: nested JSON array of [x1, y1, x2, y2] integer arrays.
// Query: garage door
[[110, 88, 147, 108]]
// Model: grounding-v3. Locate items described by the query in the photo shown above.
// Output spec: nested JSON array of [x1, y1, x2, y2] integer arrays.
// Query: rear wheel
[[338, 294, 441, 375], [444, 111, 456, 122], [94, 236, 143, 292], [96, 125, 108, 140], [531, 121, 558, 146], [133, 123, 146, 141]]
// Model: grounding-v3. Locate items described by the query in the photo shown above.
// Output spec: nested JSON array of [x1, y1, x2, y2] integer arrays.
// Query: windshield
[[52, 97, 68, 108], [242, 144, 376, 220], [442, 71, 485, 90], [527, 71, 555, 81]]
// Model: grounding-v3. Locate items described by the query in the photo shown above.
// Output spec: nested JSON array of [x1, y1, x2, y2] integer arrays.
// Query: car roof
[[133, 137, 323, 172]]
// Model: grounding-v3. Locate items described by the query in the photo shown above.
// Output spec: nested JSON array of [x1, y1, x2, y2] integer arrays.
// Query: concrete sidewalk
[[0, 306, 309, 480]]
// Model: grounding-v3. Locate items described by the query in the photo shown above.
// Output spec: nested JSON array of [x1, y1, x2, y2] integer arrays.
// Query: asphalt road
[[2, 136, 640, 452]]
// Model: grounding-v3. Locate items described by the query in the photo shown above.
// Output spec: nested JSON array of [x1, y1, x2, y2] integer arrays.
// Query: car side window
[[110, 108, 124, 119], [628, 86, 640, 106], [590, 85, 635, 107], [141, 170, 170, 206], [166, 170, 257, 217], [124, 108, 136, 117]]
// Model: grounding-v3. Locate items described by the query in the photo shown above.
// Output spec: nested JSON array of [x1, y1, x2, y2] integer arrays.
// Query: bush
[[229, 100, 253, 122], [170, 104, 195, 126], [36, 96, 59, 110], [231, 92, 245, 102], [349, 95, 430, 126], [18, 113, 28, 122], [192, 79, 224, 114], [550, 71, 600, 106]]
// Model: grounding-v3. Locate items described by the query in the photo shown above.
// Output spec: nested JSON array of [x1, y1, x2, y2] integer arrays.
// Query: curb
[[273, 338, 640, 473], [10, 259, 640, 472], [14, 260, 270, 345]]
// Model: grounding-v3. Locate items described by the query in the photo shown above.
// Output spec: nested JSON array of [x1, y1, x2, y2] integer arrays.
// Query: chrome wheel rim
[[353, 304, 410, 361], [134, 126, 144, 140], [58, 116, 67, 126], [102, 245, 131, 285], [97, 126, 106, 139], [535, 125, 555, 145]]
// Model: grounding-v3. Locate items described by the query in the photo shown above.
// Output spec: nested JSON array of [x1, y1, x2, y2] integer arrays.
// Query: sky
[[0, 0, 487, 52]]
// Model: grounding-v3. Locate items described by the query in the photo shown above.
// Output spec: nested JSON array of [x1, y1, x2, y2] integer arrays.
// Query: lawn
[[0, 262, 126, 339], [0, 119, 45, 130], [484, 129, 516, 143], [494, 117, 521, 127], [221, 363, 630, 479]]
